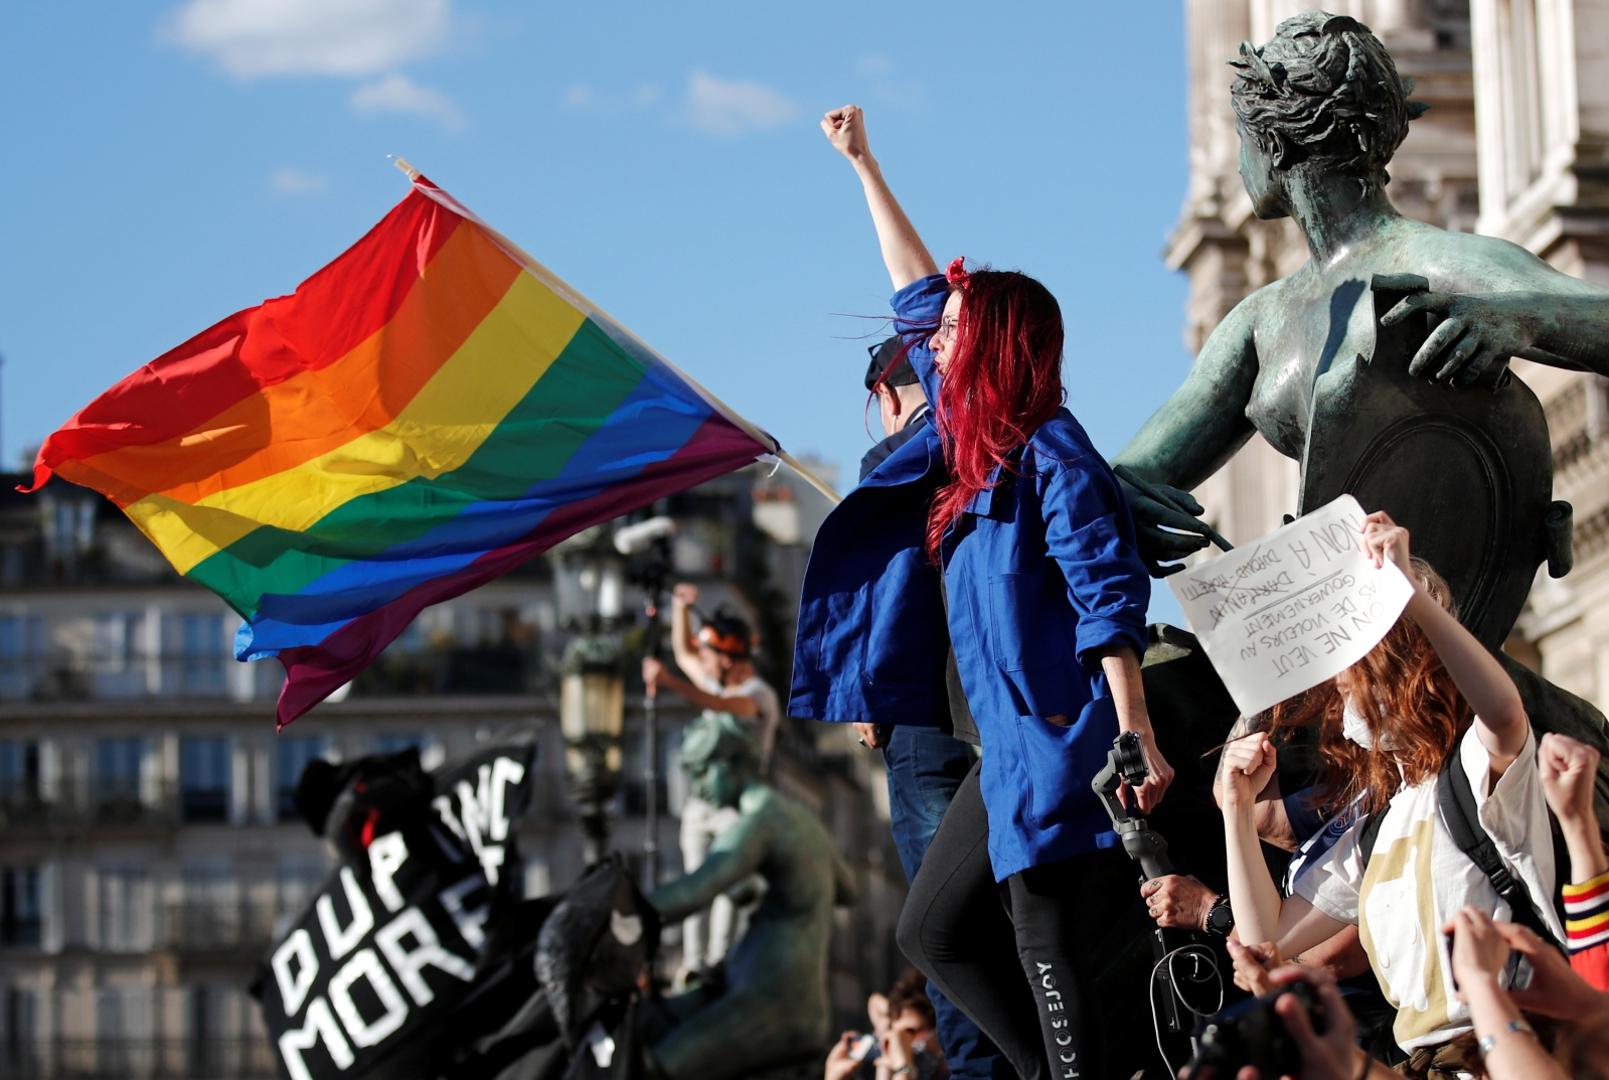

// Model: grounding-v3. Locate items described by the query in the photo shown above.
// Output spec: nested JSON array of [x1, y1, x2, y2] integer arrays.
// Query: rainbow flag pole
[[26, 162, 837, 727]]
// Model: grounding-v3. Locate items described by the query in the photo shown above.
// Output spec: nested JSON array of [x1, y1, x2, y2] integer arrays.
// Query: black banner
[[258, 744, 537, 1080]]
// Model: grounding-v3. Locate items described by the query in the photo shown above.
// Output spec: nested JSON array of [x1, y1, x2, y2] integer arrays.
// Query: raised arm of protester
[[1359, 511, 1530, 780], [820, 105, 938, 292]]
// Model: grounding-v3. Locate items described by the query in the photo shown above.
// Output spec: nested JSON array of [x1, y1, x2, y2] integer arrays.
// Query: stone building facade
[[1169, 0, 1609, 707]]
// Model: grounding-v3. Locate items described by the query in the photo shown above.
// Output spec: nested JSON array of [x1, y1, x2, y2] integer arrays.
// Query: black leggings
[[896, 762, 1131, 1080]]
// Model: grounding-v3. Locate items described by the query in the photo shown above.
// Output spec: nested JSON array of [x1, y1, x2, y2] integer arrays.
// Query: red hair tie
[[946, 256, 970, 289]]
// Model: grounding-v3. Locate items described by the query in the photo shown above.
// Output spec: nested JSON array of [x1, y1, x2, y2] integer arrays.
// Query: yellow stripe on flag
[[128, 272, 586, 574]]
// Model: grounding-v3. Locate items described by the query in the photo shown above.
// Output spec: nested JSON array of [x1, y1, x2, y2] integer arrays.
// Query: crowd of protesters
[[793, 66, 1609, 1078]]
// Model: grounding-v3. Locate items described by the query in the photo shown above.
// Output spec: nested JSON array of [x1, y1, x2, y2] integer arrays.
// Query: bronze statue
[[1113, 11, 1609, 763], [1119, 12, 1609, 572], [643, 714, 857, 1080]]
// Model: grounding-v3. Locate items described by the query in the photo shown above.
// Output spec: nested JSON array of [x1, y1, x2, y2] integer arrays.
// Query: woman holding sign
[[789, 104, 1170, 1080], [1219, 511, 1561, 1073]]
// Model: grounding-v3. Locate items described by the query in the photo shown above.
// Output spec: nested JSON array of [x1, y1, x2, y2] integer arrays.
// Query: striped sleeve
[[1563, 869, 1609, 953]]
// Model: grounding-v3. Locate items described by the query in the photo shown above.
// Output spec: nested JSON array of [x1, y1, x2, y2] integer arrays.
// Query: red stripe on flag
[[23, 190, 461, 493]]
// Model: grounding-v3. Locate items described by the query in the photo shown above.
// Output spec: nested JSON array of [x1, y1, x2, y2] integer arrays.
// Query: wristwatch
[[1204, 895, 1235, 937]]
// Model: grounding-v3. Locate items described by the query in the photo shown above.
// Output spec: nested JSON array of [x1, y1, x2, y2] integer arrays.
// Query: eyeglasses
[[935, 317, 959, 343]]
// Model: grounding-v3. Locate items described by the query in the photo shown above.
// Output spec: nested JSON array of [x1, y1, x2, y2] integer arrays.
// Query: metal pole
[[643, 689, 659, 888], [640, 573, 668, 890]]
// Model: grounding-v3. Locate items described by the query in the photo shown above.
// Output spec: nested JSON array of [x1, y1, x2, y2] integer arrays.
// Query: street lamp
[[551, 527, 628, 864]]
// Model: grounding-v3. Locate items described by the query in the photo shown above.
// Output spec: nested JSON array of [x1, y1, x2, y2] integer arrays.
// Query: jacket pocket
[[1013, 700, 1115, 829], [988, 571, 1076, 673]]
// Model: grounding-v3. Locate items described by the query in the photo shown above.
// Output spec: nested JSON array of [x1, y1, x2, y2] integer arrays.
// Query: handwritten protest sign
[[1167, 495, 1414, 718]]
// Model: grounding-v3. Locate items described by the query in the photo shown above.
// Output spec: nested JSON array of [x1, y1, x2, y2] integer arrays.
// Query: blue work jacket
[[790, 275, 1150, 879]]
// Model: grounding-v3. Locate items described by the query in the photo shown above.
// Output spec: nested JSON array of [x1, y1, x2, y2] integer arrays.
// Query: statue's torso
[[1246, 266, 1379, 459], [1243, 222, 1487, 460]]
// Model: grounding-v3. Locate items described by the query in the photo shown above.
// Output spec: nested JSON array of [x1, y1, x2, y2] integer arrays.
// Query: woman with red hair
[[1220, 512, 1562, 1074], [789, 105, 1170, 1079]]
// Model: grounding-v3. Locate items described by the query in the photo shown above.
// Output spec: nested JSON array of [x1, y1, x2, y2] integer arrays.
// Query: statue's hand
[[1380, 288, 1534, 386], [1117, 471, 1213, 577]]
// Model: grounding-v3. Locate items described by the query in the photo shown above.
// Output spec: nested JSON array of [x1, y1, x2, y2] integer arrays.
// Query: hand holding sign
[[1167, 496, 1414, 719]]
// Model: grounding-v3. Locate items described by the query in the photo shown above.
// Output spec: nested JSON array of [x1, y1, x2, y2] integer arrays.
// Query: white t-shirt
[[695, 672, 781, 774], [1291, 725, 1559, 1052]]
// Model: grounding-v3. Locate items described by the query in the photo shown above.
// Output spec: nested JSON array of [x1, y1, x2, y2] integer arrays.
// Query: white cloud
[[270, 167, 328, 194], [350, 74, 464, 130], [685, 71, 798, 137], [631, 83, 663, 108], [857, 53, 893, 76], [167, 0, 451, 78], [562, 83, 592, 108]]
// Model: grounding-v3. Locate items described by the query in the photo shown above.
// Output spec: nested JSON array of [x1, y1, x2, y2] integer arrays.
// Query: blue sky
[[1, 1, 1197, 620]]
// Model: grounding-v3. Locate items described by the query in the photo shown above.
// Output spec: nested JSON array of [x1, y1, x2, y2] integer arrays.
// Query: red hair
[[924, 262, 1066, 561], [1261, 558, 1468, 816]]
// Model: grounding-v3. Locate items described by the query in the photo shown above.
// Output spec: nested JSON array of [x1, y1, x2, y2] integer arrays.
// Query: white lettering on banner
[[376, 906, 475, 1006], [279, 998, 353, 1080], [368, 832, 408, 914], [328, 948, 409, 1048], [316, 868, 375, 960], [1168, 495, 1414, 718], [439, 874, 490, 949], [273, 928, 320, 1017], [274, 827, 496, 1078], [430, 754, 526, 887]]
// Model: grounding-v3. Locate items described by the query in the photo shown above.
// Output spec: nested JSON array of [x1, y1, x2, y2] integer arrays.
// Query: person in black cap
[[854, 337, 1008, 1080], [860, 335, 932, 479]]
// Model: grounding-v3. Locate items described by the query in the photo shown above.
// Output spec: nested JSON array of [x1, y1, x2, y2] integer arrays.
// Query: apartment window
[[3, 987, 38, 1073], [95, 738, 147, 813], [0, 868, 42, 948], [92, 611, 147, 698], [0, 740, 42, 805], [0, 615, 45, 699], [180, 860, 239, 949], [180, 737, 231, 822], [275, 737, 325, 822], [176, 613, 226, 696], [97, 865, 151, 951]]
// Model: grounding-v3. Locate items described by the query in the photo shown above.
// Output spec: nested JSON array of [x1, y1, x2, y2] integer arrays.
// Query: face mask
[[1341, 699, 1374, 749], [1341, 697, 1399, 752]]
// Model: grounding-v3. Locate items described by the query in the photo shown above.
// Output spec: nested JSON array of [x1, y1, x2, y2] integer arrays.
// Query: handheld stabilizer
[[1091, 731, 1176, 881], [1092, 732, 1220, 1039]]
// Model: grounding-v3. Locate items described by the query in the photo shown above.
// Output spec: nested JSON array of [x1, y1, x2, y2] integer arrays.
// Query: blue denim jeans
[[884, 727, 1010, 1080]]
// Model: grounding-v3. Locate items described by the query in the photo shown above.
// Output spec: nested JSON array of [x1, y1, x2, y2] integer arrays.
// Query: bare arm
[[648, 667, 761, 719], [1362, 513, 1528, 780], [1113, 292, 1263, 571], [669, 585, 702, 681], [649, 808, 767, 922], [821, 105, 938, 291], [1382, 237, 1609, 383], [1094, 646, 1173, 813], [1538, 734, 1609, 884]]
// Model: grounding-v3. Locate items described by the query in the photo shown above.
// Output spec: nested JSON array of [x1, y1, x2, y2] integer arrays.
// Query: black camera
[[1186, 980, 1326, 1077]]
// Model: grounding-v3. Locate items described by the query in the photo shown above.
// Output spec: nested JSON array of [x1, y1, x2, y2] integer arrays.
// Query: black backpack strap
[[1358, 808, 1384, 869], [1438, 749, 1566, 953]]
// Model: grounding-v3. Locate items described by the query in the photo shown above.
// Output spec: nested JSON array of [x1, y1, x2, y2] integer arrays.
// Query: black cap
[[864, 336, 920, 391]]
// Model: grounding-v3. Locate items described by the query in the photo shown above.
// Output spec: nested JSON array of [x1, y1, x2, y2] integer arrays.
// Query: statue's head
[[680, 713, 758, 808], [1230, 12, 1427, 217]]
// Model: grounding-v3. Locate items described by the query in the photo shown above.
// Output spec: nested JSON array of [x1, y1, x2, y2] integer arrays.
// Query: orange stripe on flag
[[72, 223, 523, 507]]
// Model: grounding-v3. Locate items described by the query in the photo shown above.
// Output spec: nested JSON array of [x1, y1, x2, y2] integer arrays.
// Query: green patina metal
[[1113, 11, 1609, 803], [642, 714, 856, 1080]]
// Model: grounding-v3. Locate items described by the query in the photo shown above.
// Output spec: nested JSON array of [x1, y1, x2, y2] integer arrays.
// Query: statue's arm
[[647, 812, 767, 923], [1111, 293, 1261, 573], [1383, 236, 1609, 383]]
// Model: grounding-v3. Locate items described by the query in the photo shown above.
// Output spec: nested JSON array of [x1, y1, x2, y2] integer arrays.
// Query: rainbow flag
[[24, 172, 782, 726]]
